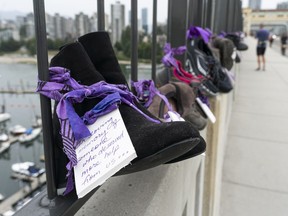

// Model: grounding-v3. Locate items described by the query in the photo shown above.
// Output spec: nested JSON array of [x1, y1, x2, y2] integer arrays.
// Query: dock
[[0, 174, 46, 214], [0, 136, 19, 154]]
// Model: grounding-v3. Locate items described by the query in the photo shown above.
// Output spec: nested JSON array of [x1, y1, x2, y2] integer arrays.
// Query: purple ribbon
[[37, 66, 161, 195], [186, 26, 210, 44], [218, 31, 227, 38], [197, 90, 210, 108], [131, 80, 173, 111], [162, 43, 186, 73], [205, 28, 213, 38]]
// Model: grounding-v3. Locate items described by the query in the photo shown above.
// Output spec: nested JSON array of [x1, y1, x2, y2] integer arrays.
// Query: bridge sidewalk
[[220, 37, 288, 215]]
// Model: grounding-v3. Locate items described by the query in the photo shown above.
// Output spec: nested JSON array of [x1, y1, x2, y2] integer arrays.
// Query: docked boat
[[0, 132, 10, 154], [0, 132, 8, 142], [0, 193, 4, 201], [0, 141, 10, 154], [32, 115, 42, 128], [0, 112, 11, 123], [0, 104, 10, 123], [11, 162, 45, 178], [9, 124, 27, 136], [18, 127, 42, 143]]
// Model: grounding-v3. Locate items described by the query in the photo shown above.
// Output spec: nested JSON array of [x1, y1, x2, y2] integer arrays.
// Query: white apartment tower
[[111, 1, 125, 45]]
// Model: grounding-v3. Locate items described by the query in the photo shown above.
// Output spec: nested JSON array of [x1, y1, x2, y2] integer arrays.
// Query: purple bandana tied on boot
[[37, 67, 160, 194]]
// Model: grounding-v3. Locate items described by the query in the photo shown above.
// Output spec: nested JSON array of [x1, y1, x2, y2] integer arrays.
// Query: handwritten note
[[74, 108, 137, 198]]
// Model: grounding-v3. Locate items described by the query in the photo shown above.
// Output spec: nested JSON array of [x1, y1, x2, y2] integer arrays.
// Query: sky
[[0, 0, 285, 23], [241, 0, 284, 8]]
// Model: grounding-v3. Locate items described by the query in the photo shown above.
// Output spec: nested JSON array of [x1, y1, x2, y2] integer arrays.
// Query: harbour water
[[0, 63, 44, 200]]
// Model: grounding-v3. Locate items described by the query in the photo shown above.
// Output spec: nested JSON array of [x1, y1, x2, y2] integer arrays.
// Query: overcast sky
[[0, 0, 284, 23]]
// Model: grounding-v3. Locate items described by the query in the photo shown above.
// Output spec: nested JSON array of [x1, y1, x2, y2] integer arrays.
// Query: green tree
[[121, 26, 132, 57], [19, 25, 27, 39], [0, 38, 22, 52], [138, 42, 151, 60], [25, 38, 37, 56], [114, 41, 123, 51]]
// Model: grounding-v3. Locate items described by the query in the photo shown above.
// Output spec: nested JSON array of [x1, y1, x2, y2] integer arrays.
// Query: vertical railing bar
[[151, 0, 157, 82], [210, 0, 216, 31], [167, 0, 173, 43], [97, 0, 105, 31], [131, 0, 138, 82], [225, 0, 230, 32], [33, 0, 57, 199], [202, 0, 206, 27]]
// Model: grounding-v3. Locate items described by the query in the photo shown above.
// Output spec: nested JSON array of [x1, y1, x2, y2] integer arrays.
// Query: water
[[0, 63, 44, 199]]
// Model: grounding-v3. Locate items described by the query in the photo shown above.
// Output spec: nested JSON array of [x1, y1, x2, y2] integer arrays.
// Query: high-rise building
[[25, 13, 35, 39], [277, 1, 288, 9], [45, 13, 55, 39], [75, 12, 90, 37], [141, 8, 148, 34], [63, 17, 76, 40], [249, 0, 262, 10], [54, 13, 65, 39], [111, 1, 125, 45]]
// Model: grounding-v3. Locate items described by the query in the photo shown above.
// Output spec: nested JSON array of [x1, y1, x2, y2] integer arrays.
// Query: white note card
[[196, 97, 216, 123], [74, 108, 137, 198]]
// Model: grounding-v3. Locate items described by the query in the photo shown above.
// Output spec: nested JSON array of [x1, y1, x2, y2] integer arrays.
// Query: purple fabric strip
[[81, 93, 120, 128], [132, 80, 173, 112], [162, 43, 186, 73], [218, 31, 227, 38], [197, 90, 210, 108], [37, 67, 162, 195], [187, 26, 210, 43], [205, 28, 213, 38]]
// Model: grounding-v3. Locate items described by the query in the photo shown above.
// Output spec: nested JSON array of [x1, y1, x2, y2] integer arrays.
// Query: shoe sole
[[115, 137, 200, 175], [165, 136, 206, 163]]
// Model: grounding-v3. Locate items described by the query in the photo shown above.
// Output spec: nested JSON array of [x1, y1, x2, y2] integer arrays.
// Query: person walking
[[255, 24, 269, 71], [280, 32, 287, 56], [269, 33, 274, 47]]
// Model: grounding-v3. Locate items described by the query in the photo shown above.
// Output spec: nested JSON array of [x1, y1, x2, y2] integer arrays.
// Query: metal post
[[131, 0, 138, 82], [97, 0, 105, 31], [33, 0, 57, 199], [151, 0, 157, 82], [167, 0, 173, 42], [167, 0, 188, 63], [209, 0, 217, 31]]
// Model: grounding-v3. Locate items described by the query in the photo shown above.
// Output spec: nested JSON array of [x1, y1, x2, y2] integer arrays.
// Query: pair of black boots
[[50, 32, 206, 190]]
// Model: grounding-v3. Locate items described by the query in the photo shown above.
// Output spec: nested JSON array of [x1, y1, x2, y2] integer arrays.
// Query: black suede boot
[[78, 31, 206, 163], [50, 42, 201, 182]]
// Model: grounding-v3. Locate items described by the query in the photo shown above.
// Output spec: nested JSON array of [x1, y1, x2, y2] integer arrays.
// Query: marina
[[0, 63, 45, 215]]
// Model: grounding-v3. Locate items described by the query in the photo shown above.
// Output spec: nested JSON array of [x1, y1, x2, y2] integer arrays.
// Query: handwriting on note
[[74, 109, 137, 198]]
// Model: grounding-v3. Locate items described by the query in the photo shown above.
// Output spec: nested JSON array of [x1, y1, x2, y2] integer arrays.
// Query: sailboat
[[0, 193, 4, 201], [18, 127, 42, 144], [0, 104, 11, 123], [11, 161, 45, 178], [9, 124, 27, 136]]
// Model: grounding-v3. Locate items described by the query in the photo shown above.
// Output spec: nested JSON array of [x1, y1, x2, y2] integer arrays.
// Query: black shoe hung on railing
[[48, 41, 203, 193], [77, 31, 207, 164], [185, 30, 219, 96], [186, 26, 234, 94]]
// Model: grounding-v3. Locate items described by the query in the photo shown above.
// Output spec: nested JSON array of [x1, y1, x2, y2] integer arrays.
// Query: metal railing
[[14, 0, 243, 215]]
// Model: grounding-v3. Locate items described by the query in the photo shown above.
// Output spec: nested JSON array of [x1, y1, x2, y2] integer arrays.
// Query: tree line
[[1, 25, 166, 63]]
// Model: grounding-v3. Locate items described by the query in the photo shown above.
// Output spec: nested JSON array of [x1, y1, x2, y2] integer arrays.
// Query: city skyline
[[0, 0, 168, 24]]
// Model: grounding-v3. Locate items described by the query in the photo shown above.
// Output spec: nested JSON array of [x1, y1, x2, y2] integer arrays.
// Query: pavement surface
[[220, 37, 288, 216]]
